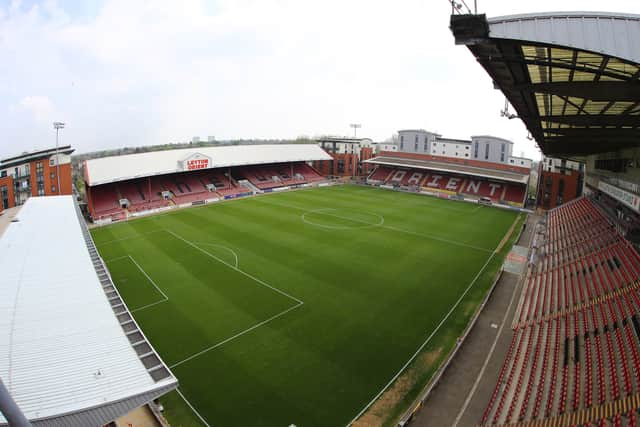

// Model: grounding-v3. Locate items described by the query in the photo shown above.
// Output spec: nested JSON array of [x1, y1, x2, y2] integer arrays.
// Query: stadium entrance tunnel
[[301, 208, 384, 230]]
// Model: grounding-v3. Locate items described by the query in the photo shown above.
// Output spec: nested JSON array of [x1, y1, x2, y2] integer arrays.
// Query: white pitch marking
[[106, 255, 169, 313], [346, 250, 499, 426], [177, 388, 212, 427], [167, 230, 303, 305], [170, 302, 302, 369], [96, 229, 164, 246], [450, 268, 522, 427], [191, 242, 239, 268], [104, 255, 130, 263], [301, 208, 384, 230], [258, 198, 492, 253], [165, 230, 305, 368]]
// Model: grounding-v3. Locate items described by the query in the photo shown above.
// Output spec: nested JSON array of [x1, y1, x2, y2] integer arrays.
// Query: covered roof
[[84, 144, 332, 187], [1, 146, 75, 169], [316, 137, 373, 144], [0, 196, 177, 426], [451, 12, 640, 157], [365, 155, 529, 184]]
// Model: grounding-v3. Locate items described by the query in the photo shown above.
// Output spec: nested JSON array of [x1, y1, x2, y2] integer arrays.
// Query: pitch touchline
[[257, 198, 492, 253], [346, 249, 498, 426], [450, 264, 522, 427]]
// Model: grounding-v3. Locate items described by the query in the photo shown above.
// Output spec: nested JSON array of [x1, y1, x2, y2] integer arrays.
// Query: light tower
[[53, 122, 65, 194], [349, 123, 361, 138]]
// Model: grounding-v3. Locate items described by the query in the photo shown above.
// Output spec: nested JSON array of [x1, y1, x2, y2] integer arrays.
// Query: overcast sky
[[1, 0, 638, 160]]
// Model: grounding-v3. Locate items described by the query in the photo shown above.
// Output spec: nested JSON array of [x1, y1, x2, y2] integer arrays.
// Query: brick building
[[0, 145, 74, 211], [537, 156, 584, 210], [313, 137, 378, 178]]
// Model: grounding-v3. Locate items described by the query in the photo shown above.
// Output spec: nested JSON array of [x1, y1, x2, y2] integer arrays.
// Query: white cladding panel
[[0, 196, 175, 423], [430, 141, 471, 159], [508, 157, 533, 169], [488, 12, 640, 64]]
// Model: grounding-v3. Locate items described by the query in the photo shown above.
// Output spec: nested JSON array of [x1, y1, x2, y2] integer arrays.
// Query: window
[[465, 146, 469, 150], [455, 152, 458, 156], [510, 159, 514, 163], [0, 170, 6, 177], [500, 152, 505, 162], [51, 185, 57, 193], [36, 162, 42, 173], [400, 135, 404, 143], [521, 161, 524, 165], [50, 172, 55, 179], [465, 153, 469, 157], [557, 179, 565, 205], [1, 185, 8, 210], [423, 142, 428, 151], [484, 144, 489, 160], [400, 141, 404, 149], [415, 135, 418, 144], [474, 142, 479, 158], [501, 143, 505, 153], [442, 151, 445, 154]]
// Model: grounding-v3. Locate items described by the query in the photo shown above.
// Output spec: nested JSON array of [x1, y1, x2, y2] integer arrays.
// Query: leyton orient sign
[[180, 153, 213, 171]]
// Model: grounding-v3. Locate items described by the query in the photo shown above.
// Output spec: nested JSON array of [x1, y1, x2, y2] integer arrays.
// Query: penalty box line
[[166, 229, 304, 369], [105, 254, 169, 313]]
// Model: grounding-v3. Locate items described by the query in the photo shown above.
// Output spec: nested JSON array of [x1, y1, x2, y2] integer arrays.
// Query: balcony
[[14, 173, 30, 180]]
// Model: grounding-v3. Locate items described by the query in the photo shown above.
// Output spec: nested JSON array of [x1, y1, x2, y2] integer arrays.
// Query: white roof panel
[[85, 144, 332, 186], [0, 196, 176, 424], [488, 12, 640, 64]]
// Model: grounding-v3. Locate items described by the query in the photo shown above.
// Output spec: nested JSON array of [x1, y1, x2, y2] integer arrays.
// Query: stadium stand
[[84, 144, 330, 222], [366, 165, 527, 206], [480, 197, 640, 427], [364, 151, 529, 207]]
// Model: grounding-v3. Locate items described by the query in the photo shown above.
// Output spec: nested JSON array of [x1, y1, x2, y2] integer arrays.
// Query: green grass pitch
[[91, 185, 521, 427]]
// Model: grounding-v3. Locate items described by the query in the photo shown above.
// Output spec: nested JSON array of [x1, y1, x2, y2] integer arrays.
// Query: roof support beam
[[544, 128, 640, 138], [510, 82, 640, 101], [537, 115, 640, 127]]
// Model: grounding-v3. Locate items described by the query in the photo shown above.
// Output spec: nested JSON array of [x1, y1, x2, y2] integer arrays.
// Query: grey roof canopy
[[450, 12, 640, 157]]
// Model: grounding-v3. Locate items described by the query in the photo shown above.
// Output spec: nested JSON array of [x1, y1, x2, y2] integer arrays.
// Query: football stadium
[[1, 4, 640, 427]]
